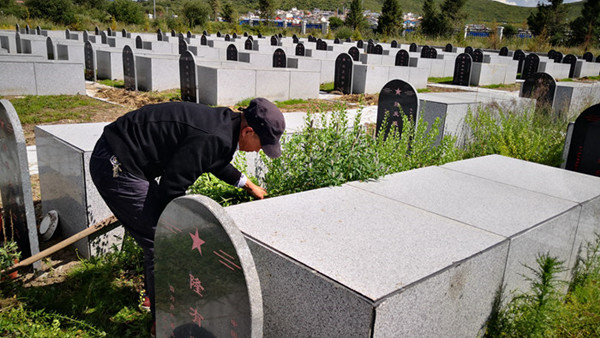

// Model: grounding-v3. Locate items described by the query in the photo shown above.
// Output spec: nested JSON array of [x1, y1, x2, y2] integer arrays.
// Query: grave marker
[[179, 51, 198, 103], [420, 46, 430, 58], [348, 46, 360, 61], [101, 31, 107, 44], [374, 44, 383, 55], [94, 26, 99, 35], [428, 47, 438, 59], [201, 35, 207, 46], [293, 35, 299, 44], [367, 41, 375, 54], [0, 100, 39, 260], [453, 53, 472, 86], [83, 30, 89, 43], [562, 54, 577, 78], [317, 39, 327, 51], [154, 195, 263, 337], [564, 103, 600, 177], [357, 40, 364, 49], [473, 49, 483, 63], [36, 26, 41, 35], [553, 51, 563, 63], [464, 46, 473, 56], [258, 33, 263, 39], [548, 49, 557, 60], [376, 79, 419, 140], [445, 43, 454, 53], [171, 29, 176, 37], [136, 36, 143, 49], [25, 25, 30, 34], [233, 33, 238, 39], [107, 27, 112, 37], [187, 31, 193, 39], [270, 35, 278, 46], [521, 53, 540, 80], [391, 40, 398, 48], [84, 41, 96, 81], [409, 43, 417, 52], [583, 52, 593, 62], [122, 29, 127, 38], [295, 43, 305, 56], [521, 72, 556, 111], [179, 37, 188, 55], [273, 48, 286, 68], [225, 34, 230, 42], [244, 32, 248, 37], [226, 44, 238, 61], [245, 38, 253, 51], [395, 49, 409, 66], [65, 29, 70, 40], [15, 32, 21, 54], [345, 38, 352, 43], [203, 31, 208, 36], [46, 37, 55, 60], [15, 23, 19, 33], [499, 46, 509, 56], [513, 49, 525, 73], [596, 56, 600, 63], [157, 29, 163, 41], [278, 33, 282, 38], [334, 38, 341, 44], [123, 45, 136, 91], [334, 53, 353, 94]]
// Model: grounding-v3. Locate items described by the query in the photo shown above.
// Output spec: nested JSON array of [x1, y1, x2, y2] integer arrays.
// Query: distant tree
[[183, 1, 209, 28], [26, 0, 76, 25], [420, 0, 444, 37], [440, 0, 467, 32], [527, 0, 568, 45], [208, 0, 220, 21], [376, 0, 402, 36], [221, 1, 238, 23], [503, 24, 517, 39], [345, 0, 367, 30], [329, 16, 344, 31], [0, 0, 10, 8], [569, 0, 600, 49], [107, 0, 144, 25], [258, 0, 277, 26], [73, 0, 107, 10]]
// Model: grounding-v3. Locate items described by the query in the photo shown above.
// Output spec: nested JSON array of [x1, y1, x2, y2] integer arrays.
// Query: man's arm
[[242, 180, 267, 199]]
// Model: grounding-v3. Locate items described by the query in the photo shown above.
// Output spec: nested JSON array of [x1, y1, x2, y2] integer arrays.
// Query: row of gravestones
[[149, 77, 600, 335]]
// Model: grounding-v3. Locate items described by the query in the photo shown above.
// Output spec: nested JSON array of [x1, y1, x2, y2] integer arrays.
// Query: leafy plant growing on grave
[[0, 240, 21, 281]]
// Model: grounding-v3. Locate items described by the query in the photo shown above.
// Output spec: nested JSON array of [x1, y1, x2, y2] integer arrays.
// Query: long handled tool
[[1, 215, 118, 275]]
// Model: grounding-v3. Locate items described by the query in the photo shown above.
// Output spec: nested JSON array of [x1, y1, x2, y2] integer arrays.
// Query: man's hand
[[242, 180, 267, 199]]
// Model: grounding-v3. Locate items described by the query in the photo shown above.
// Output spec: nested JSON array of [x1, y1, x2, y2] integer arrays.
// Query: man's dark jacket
[[103, 101, 242, 209]]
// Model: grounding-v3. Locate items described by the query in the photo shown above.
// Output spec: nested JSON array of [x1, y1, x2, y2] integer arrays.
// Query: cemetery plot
[[155, 195, 262, 338]]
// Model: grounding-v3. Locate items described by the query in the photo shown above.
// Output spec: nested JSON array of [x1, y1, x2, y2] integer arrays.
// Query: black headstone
[[374, 44, 383, 55], [553, 51, 563, 63], [513, 49, 525, 73], [178, 37, 188, 55], [565, 103, 600, 177], [122, 45, 136, 91], [107, 27, 112, 36], [345, 38, 352, 43], [25, 25, 30, 34], [521, 53, 540, 80], [217, 31, 221, 38], [472, 49, 483, 63], [395, 49, 409, 66], [368, 39, 374, 44], [136, 36, 143, 49], [15, 32, 21, 54], [248, 36, 253, 41], [201, 35, 207, 46], [122, 29, 127, 38], [233, 33, 238, 39], [157, 29, 162, 41], [278, 33, 282, 38], [334, 38, 341, 44], [245, 38, 253, 51], [499, 46, 509, 56], [357, 40, 364, 49], [171, 29, 176, 37], [348, 46, 360, 61], [453, 53, 472, 86], [548, 49, 557, 60], [101, 31, 107, 44], [583, 52, 593, 62], [562, 54, 577, 78], [597, 56, 600, 63], [521, 72, 556, 111], [15, 23, 19, 33], [428, 48, 437, 59], [244, 32, 248, 37], [179, 51, 198, 103], [46, 37, 54, 60], [94, 26, 100, 35], [295, 43, 305, 56], [65, 29, 70, 40], [376, 79, 419, 139], [317, 39, 327, 51], [258, 33, 263, 39], [273, 48, 286, 68], [83, 30, 89, 43], [334, 53, 353, 94], [84, 41, 95, 81], [187, 31, 193, 39], [0, 99, 39, 260], [271, 35, 278, 46], [225, 34, 230, 42], [203, 30, 208, 36], [445, 43, 453, 53], [307, 35, 314, 42], [420, 46, 430, 58], [36, 26, 41, 35], [391, 40, 398, 48], [154, 195, 262, 337], [226, 44, 238, 61], [409, 43, 417, 52], [464, 46, 473, 56], [293, 35, 299, 44]]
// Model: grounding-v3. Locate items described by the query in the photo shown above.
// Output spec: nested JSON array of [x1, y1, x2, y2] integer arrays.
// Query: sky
[[490, 0, 582, 7]]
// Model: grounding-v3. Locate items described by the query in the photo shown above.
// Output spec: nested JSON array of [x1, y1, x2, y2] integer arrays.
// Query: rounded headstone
[[348, 46, 360, 61], [583, 52, 593, 62], [226, 44, 238, 61], [453, 53, 473, 86], [565, 103, 600, 176], [273, 48, 286, 68], [499, 46, 508, 56], [562, 54, 577, 78], [395, 49, 409, 67], [521, 72, 556, 111], [521, 53, 540, 80], [376, 79, 419, 139], [334, 53, 354, 94], [295, 42, 305, 56], [445, 43, 453, 53]]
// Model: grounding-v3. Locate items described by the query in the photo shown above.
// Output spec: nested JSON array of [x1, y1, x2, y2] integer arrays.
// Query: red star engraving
[[190, 229, 205, 255], [395, 88, 402, 95]]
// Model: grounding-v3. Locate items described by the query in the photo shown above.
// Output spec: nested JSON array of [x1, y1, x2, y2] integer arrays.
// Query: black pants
[[89, 135, 162, 319]]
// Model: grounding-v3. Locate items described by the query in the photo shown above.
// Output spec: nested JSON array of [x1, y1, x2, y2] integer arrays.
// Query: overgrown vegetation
[[484, 233, 600, 337], [5, 95, 102, 124]]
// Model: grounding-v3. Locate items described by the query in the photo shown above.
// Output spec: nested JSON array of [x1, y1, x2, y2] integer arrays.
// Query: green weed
[[427, 76, 454, 84], [320, 82, 335, 92], [7, 95, 102, 124], [275, 98, 307, 107], [97, 79, 125, 88]]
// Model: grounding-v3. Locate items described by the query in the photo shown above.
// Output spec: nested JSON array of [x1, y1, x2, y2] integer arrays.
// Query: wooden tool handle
[[2, 216, 118, 275]]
